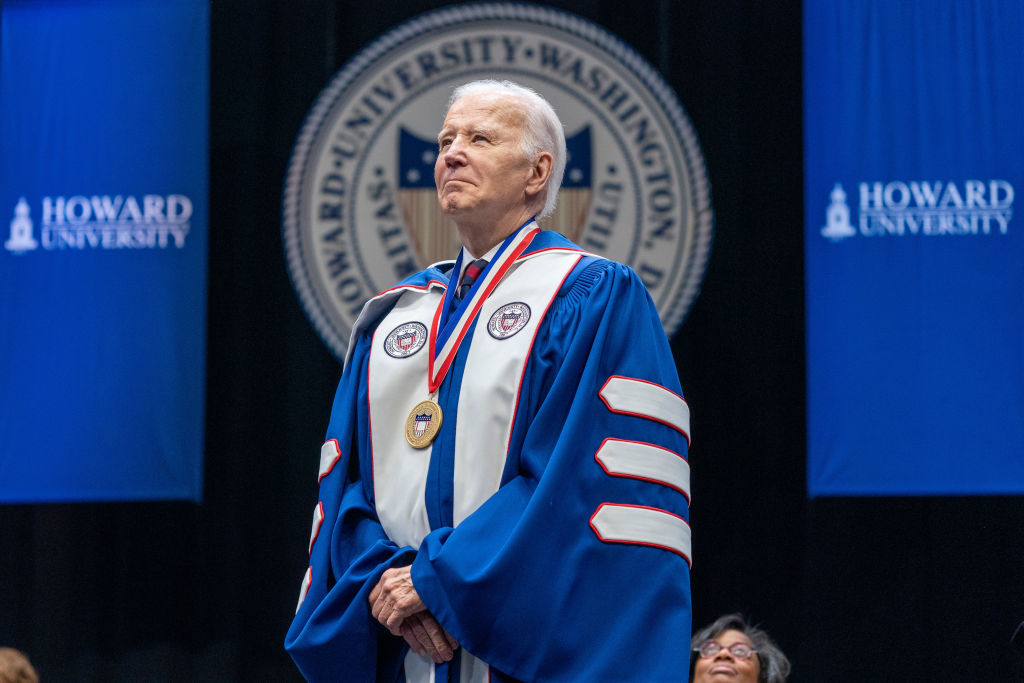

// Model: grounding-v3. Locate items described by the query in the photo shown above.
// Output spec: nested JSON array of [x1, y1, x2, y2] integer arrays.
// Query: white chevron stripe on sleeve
[[295, 566, 312, 614], [595, 438, 690, 502], [318, 439, 342, 483], [599, 376, 691, 442], [308, 502, 324, 555], [590, 503, 692, 565]]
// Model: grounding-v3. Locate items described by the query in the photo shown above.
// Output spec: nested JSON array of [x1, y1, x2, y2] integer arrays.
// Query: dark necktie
[[456, 258, 488, 302]]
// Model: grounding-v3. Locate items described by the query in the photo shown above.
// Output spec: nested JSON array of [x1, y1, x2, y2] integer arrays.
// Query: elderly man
[[286, 80, 692, 682]]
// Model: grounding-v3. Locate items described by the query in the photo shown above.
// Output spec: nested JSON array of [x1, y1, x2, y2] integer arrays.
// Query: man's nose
[[442, 137, 467, 165]]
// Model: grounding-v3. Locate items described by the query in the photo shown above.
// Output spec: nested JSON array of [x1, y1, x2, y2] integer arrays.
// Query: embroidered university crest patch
[[383, 321, 427, 358], [488, 302, 531, 339]]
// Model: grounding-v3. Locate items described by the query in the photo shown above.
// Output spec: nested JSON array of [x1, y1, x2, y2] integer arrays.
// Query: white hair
[[446, 80, 567, 218]]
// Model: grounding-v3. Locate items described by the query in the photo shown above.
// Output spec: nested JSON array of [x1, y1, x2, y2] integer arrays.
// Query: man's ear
[[525, 151, 553, 201]]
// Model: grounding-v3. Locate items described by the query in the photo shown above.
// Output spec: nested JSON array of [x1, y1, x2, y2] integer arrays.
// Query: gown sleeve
[[284, 330, 417, 683], [410, 260, 693, 682]]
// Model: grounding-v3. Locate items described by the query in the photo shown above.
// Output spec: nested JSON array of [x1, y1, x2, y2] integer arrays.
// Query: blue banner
[[0, 0, 209, 501], [804, 1, 1024, 495]]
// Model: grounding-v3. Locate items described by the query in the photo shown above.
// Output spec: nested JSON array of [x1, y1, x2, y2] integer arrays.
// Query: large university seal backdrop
[[283, 3, 713, 359]]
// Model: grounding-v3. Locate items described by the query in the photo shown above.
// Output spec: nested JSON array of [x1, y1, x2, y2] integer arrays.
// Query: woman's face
[[692, 629, 761, 683]]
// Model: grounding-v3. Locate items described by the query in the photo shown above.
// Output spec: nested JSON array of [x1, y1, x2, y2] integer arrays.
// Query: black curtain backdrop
[[2, 1, 1022, 681]]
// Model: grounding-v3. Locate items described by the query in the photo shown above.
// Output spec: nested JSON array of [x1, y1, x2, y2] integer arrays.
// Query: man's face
[[434, 93, 533, 221]]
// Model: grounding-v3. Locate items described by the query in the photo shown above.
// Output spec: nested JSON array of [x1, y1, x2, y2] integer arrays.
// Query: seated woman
[[689, 613, 791, 683]]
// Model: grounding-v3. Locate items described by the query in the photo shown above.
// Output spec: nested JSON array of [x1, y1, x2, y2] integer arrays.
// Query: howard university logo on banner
[[5, 193, 195, 253], [5, 198, 37, 253], [282, 3, 713, 359], [821, 179, 1014, 242]]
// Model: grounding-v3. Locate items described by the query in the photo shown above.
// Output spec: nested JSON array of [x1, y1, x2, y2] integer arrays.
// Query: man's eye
[[473, 134, 488, 143]]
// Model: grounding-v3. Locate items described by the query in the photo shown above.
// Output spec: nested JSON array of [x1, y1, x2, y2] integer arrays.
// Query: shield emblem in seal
[[397, 126, 593, 263]]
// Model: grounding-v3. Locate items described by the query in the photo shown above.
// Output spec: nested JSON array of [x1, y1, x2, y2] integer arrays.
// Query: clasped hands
[[369, 565, 459, 663]]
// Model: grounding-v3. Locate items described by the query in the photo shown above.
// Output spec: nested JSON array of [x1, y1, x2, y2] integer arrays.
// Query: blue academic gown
[[285, 229, 692, 682]]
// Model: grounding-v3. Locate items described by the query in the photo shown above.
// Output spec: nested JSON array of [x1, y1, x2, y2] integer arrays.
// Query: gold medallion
[[405, 400, 443, 448]]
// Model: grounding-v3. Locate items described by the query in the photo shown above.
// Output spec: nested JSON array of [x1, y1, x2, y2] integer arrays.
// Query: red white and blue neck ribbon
[[428, 220, 539, 393]]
